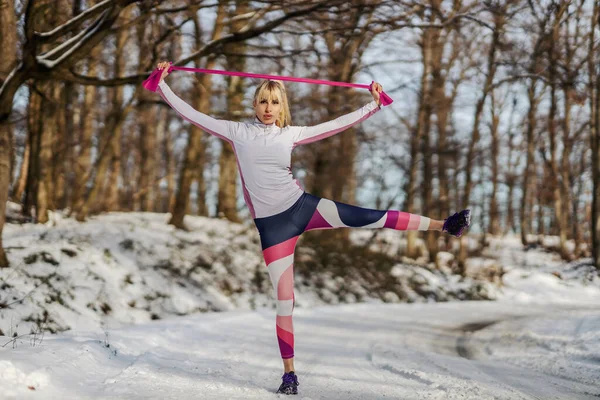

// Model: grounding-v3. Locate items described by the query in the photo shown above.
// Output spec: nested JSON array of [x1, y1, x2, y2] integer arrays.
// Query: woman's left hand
[[370, 81, 383, 106]]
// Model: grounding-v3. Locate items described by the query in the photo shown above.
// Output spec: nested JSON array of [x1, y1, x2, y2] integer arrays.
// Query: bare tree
[[0, 0, 148, 267], [459, 1, 511, 268], [405, 3, 436, 259], [503, 95, 520, 234], [303, 1, 380, 206], [0, 0, 18, 267], [72, 43, 101, 217], [488, 89, 502, 235], [520, 4, 551, 247], [541, 2, 570, 259], [169, 3, 227, 228], [104, 7, 131, 211], [590, 0, 600, 269], [218, 0, 250, 223]]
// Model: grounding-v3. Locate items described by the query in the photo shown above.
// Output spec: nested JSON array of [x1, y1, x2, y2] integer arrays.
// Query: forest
[[1, 0, 599, 270]]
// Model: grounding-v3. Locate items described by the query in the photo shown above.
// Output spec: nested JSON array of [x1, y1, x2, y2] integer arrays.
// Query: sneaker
[[442, 209, 471, 237], [276, 371, 299, 395]]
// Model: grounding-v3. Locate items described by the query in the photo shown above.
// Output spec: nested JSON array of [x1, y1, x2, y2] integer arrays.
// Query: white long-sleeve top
[[157, 80, 381, 219]]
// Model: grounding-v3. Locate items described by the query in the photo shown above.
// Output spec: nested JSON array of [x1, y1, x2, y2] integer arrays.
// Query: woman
[[155, 61, 470, 395]]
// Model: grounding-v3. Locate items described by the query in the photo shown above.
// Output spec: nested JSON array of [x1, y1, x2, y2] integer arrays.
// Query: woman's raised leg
[[302, 197, 447, 233]]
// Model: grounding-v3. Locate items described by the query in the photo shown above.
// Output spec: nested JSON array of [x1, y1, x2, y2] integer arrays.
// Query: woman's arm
[[292, 100, 381, 146], [157, 80, 237, 142]]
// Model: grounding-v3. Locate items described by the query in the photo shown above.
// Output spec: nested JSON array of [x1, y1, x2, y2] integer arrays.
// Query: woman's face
[[253, 91, 282, 125]]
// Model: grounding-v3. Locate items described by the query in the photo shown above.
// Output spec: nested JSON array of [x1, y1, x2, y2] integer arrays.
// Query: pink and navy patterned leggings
[[253, 193, 431, 359]]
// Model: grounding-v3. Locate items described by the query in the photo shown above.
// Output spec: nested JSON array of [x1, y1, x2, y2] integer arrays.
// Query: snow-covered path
[[2, 301, 599, 400]]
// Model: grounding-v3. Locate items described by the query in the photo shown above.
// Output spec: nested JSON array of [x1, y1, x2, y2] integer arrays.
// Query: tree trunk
[[169, 4, 225, 228], [23, 90, 41, 219], [138, 111, 157, 211], [152, 112, 167, 212], [520, 57, 541, 246], [54, 84, 68, 209], [422, 7, 445, 262], [12, 142, 29, 204], [75, 96, 134, 220], [136, 21, 157, 212], [591, 2, 600, 270], [1, 0, 19, 235], [192, 68, 212, 217], [62, 80, 77, 208], [37, 83, 63, 224], [488, 92, 500, 235], [218, 1, 250, 223], [72, 56, 98, 216], [405, 23, 435, 259], [193, 11, 220, 218], [504, 96, 518, 235], [546, 4, 569, 259], [104, 9, 129, 212], [120, 128, 134, 211], [164, 113, 176, 213], [433, 64, 452, 222], [0, 121, 9, 267], [1, 0, 17, 207], [47, 1, 74, 211], [459, 8, 504, 268]]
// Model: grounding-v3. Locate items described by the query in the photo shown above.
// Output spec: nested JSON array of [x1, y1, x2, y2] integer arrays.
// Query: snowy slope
[[1, 208, 505, 337]]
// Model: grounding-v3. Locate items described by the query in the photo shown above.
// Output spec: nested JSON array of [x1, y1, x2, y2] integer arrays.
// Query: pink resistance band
[[142, 63, 393, 106]]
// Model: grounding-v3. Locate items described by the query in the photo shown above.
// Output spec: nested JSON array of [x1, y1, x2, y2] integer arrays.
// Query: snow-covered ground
[[1, 302, 599, 399], [1, 206, 599, 399]]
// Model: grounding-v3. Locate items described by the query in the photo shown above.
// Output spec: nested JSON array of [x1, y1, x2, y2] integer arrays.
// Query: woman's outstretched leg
[[302, 197, 447, 233], [298, 195, 470, 236]]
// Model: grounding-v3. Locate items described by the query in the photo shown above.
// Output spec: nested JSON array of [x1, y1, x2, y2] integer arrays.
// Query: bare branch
[[34, 0, 116, 43], [35, 0, 141, 71], [55, 0, 344, 87]]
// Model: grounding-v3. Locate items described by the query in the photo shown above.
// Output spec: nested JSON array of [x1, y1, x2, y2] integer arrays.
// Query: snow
[[1, 205, 600, 399]]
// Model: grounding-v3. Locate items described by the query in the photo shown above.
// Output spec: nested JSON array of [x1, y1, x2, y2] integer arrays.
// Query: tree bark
[[163, 112, 176, 213], [218, 1, 250, 223], [72, 53, 99, 218], [37, 82, 61, 224], [1, 0, 18, 218], [591, 1, 600, 270], [520, 11, 549, 246], [0, 0, 24, 266], [0, 1, 18, 271], [459, 6, 504, 268], [12, 142, 29, 204], [488, 92, 500, 236], [169, 3, 225, 228], [102, 7, 129, 212], [406, 23, 432, 259], [546, 3, 569, 259], [504, 96, 519, 234], [75, 95, 135, 220], [136, 20, 158, 212]]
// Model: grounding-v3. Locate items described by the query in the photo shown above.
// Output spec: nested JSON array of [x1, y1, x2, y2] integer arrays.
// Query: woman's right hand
[[157, 61, 171, 83]]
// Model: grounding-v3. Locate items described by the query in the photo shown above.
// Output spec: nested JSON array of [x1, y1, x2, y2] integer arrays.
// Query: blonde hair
[[253, 80, 292, 128]]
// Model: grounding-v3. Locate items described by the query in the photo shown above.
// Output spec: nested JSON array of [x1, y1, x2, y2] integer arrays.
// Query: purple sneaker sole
[[442, 209, 471, 237]]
